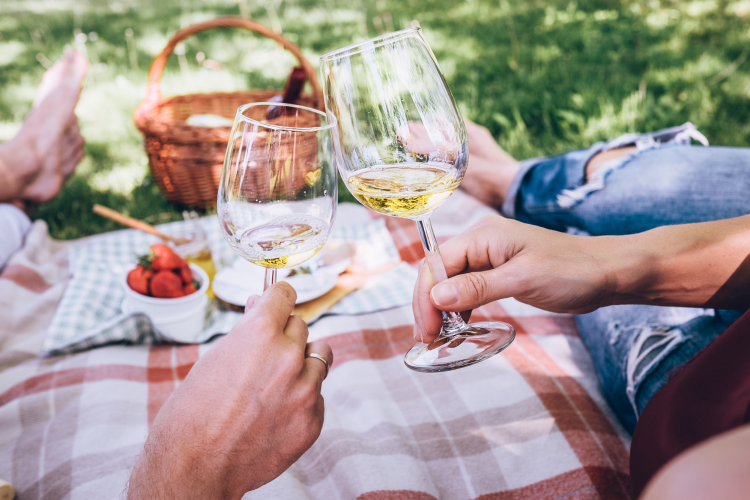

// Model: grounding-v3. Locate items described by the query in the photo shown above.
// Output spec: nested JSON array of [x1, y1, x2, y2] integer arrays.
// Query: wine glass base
[[404, 321, 516, 373]]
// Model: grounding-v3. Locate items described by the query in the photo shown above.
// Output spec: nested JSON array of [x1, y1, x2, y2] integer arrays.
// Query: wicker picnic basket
[[133, 17, 323, 208]]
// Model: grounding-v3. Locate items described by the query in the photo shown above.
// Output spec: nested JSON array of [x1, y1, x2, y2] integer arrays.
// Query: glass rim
[[320, 27, 422, 62], [234, 102, 336, 132]]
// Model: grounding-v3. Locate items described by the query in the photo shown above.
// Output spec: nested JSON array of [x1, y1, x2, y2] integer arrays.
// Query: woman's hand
[[413, 213, 750, 342], [128, 282, 333, 499], [412, 215, 624, 342]]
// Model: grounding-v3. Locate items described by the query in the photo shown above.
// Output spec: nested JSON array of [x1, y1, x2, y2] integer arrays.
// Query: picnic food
[[126, 266, 153, 295], [126, 243, 199, 298], [179, 262, 192, 283], [149, 270, 185, 298], [150, 243, 186, 271]]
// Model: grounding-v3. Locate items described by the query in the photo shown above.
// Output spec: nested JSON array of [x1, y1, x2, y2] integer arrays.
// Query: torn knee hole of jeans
[[625, 325, 686, 419], [556, 122, 709, 209], [556, 154, 629, 209]]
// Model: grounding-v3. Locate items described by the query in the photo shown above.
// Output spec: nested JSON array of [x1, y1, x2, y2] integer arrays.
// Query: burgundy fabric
[[630, 310, 750, 497]]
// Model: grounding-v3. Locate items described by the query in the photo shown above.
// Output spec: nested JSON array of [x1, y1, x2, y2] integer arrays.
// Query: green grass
[[1, 0, 749, 239]]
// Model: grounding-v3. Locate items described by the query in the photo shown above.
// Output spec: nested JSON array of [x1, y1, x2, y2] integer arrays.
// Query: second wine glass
[[218, 102, 337, 291], [321, 28, 515, 372]]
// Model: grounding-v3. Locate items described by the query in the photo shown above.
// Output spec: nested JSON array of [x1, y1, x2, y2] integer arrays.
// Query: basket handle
[[143, 17, 322, 109]]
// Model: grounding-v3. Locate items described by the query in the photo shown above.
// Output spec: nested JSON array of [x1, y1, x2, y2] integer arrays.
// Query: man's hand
[[128, 282, 333, 499], [412, 215, 625, 342]]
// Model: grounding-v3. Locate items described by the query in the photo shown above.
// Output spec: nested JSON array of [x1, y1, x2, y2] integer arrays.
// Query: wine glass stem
[[415, 218, 466, 338], [264, 268, 278, 291]]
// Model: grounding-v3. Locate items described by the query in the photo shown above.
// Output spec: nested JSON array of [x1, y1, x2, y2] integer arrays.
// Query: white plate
[[213, 258, 348, 306]]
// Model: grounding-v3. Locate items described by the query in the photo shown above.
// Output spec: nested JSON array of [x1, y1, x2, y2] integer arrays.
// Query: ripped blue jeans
[[502, 123, 750, 433]]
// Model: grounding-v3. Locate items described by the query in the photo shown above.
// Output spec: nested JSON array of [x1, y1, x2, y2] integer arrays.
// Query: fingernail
[[431, 282, 460, 306]]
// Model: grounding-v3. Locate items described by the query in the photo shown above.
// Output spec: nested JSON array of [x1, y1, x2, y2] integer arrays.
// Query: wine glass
[[218, 102, 338, 291], [321, 28, 515, 372]]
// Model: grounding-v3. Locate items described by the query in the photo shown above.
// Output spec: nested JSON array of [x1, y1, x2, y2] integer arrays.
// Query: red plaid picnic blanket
[[0, 191, 632, 499]]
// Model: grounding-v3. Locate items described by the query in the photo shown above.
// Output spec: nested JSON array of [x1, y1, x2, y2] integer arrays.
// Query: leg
[[460, 120, 521, 207], [462, 120, 745, 234], [462, 122, 750, 432], [576, 305, 742, 433], [511, 144, 750, 235], [0, 51, 87, 205], [632, 310, 750, 497]]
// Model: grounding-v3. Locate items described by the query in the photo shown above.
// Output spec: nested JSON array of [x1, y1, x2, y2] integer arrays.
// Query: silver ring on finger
[[307, 353, 329, 379]]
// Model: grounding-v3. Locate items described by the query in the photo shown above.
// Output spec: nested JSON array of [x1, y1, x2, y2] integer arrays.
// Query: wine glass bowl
[[322, 28, 515, 372], [322, 29, 468, 220], [218, 102, 337, 288]]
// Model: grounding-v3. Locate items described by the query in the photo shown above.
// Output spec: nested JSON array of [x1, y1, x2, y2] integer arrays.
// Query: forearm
[[607, 214, 750, 310]]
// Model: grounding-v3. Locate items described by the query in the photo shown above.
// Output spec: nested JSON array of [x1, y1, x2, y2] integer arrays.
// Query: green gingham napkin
[[45, 212, 415, 356]]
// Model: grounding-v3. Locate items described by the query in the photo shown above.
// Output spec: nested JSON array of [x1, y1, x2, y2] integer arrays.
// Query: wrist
[[130, 415, 252, 500], [597, 233, 661, 306], [129, 433, 234, 499]]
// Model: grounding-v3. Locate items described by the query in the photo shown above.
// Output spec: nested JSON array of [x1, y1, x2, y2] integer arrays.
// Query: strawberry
[[182, 283, 197, 296], [179, 262, 192, 284], [127, 266, 153, 296], [150, 243, 185, 271], [150, 270, 185, 298]]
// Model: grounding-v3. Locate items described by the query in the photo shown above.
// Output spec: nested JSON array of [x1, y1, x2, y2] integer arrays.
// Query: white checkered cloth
[[44, 206, 414, 356]]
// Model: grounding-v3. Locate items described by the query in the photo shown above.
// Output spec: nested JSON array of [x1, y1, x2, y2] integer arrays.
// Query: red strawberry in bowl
[[127, 243, 201, 298], [150, 270, 185, 298], [179, 262, 192, 285], [122, 260, 209, 343], [127, 266, 153, 295], [150, 243, 185, 271]]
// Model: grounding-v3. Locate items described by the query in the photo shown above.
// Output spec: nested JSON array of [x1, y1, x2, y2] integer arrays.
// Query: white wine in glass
[[347, 163, 461, 218], [321, 28, 515, 372], [218, 102, 338, 290]]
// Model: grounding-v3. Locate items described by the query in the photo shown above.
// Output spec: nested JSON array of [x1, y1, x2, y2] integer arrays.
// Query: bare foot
[[398, 121, 459, 163], [0, 51, 87, 204], [33, 50, 87, 108], [394, 119, 521, 208], [461, 119, 520, 208]]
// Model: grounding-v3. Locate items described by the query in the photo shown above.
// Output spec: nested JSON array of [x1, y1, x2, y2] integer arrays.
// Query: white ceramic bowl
[[121, 263, 209, 343]]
